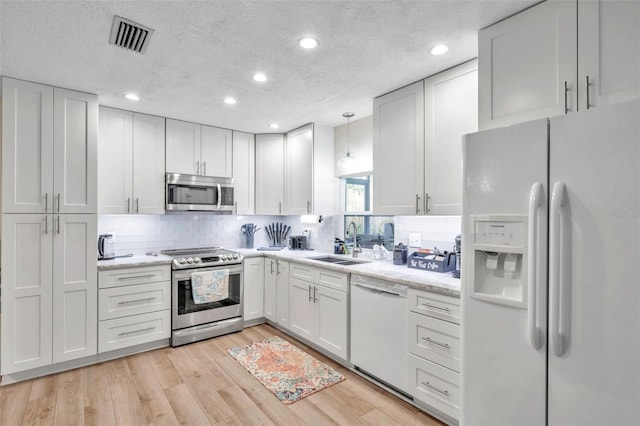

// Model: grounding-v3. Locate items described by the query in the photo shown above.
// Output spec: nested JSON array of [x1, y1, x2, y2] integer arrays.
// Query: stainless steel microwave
[[166, 173, 234, 212]]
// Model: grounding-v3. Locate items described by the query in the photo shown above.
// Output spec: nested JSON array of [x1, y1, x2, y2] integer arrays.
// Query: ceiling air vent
[[109, 15, 154, 54]]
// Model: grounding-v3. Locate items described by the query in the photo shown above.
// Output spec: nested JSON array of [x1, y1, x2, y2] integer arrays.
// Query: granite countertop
[[97, 254, 173, 271], [236, 248, 461, 297]]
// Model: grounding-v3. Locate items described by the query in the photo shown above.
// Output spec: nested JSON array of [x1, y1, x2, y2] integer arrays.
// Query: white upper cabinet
[[424, 60, 478, 215], [2, 78, 97, 214], [232, 131, 255, 215], [479, 0, 639, 130], [255, 133, 285, 215], [166, 119, 232, 177], [285, 124, 314, 215], [201, 125, 233, 178], [578, 0, 640, 110], [373, 81, 425, 215], [98, 107, 165, 214]]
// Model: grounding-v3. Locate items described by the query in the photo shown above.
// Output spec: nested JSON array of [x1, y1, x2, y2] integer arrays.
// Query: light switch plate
[[409, 233, 421, 247]]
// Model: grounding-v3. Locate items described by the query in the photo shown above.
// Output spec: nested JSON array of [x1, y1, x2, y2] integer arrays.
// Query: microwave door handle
[[217, 183, 222, 209]]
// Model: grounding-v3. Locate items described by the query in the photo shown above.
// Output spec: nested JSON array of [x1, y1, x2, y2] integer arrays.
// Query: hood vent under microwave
[[109, 15, 154, 54]]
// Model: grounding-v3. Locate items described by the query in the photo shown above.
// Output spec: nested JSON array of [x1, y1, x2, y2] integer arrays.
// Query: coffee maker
[[97, 234, 116, 260]]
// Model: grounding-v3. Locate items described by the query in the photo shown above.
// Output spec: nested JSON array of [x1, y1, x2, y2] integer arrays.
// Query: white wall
[[333, 115, 373, 177], [394, 215, 461, 255]]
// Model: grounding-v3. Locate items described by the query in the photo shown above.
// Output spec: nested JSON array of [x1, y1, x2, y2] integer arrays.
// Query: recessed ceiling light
[[430, 44, 449, 55], [224, 97, 237, 105], [125, 93, 139, 101], [270, 123, 280, 129], [299, 37, 318, 49], [253, 73, 267, 82]]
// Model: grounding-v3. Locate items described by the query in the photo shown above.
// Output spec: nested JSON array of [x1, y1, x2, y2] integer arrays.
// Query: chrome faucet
[[347, 221, 362, 258]]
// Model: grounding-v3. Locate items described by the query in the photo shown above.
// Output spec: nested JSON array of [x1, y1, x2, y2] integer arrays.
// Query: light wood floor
[[0, 324, 444, 425]]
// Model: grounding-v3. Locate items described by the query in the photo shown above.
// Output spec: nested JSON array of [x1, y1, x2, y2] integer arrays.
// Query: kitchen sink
[[309, 256, 371, 266]]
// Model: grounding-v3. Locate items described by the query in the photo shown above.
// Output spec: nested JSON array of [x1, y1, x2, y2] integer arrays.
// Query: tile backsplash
[[394, 215, 461, 254], [98, 213, 340, 256]]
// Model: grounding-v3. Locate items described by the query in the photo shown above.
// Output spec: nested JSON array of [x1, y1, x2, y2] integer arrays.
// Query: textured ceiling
[[0, 0, 537, 134]]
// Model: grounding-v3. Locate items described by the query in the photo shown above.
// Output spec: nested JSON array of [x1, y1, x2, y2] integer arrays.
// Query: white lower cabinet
[[98, 265, 171, 353], [263, 258, 289, 328], [288, 263, 348, 359], [1, 213, 97, 374], [243, 257, 265, 322], [407, 289, 461, 422]]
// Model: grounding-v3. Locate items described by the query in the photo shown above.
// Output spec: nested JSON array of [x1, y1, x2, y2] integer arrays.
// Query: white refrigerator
[[461, 100, 640, 425]]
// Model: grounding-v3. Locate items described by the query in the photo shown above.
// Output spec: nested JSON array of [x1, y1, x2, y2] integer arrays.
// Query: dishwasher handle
[[352, 282, 407, 298]]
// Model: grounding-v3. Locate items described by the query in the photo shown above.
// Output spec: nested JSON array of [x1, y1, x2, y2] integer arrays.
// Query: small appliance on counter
[[334, 238, 347, 254], [393, 243, 408, 265], [289, 235, 308, 250], [453, 234, 461, 278], [97, 234, 116, 260]]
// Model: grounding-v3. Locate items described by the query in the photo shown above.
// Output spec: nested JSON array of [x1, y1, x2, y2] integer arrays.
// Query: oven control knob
[[186, 257, 194, 264], [233, 254, 239, 259], [220, 255, 227, 261], [178, 258, 187, 265], [194, 257, 201, 263]]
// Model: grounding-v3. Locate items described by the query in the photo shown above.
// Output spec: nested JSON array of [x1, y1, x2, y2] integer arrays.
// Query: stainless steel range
[[161, 247, 244, 347]]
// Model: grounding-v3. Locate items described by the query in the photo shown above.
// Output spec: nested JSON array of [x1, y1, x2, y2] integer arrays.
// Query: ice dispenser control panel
[[474, 220, 524, 247]]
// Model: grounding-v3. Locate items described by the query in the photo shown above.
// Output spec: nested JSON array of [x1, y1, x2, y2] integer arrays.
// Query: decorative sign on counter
[[407, 250, 456, 273]]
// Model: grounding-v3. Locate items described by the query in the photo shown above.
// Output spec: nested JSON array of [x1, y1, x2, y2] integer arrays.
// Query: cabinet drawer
[[98, 310, 170, 353], [408, 353, 460, 420], [99, 281, 171, 320], [99, 265, 171, 289], [409, 312, 460, 372], [408, 289, 460, 324], [317, 269, 347, 292], [290, 263, 317, 282]]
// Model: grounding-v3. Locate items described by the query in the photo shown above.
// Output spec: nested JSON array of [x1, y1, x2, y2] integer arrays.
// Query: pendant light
[[337, 112, 358, 173]]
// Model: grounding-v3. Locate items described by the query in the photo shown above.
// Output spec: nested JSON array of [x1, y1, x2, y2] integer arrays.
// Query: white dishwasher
[[350, 274, 409, 395]]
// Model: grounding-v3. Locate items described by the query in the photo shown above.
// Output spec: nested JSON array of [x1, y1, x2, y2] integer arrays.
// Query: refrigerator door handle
[[550, 181, 569, 357], [528, 182, 545, 350]]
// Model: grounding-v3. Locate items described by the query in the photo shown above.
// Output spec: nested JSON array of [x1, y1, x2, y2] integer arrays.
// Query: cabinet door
[[52, 214, 97, 363], [255, 134, 285, 215], [373, 81, 425, 215], [232, 131, 255, 215], [578, 0, 640, 110], [263, 259, 277, 322], [1, 214, 53, 374], [53, 88, 98, 213], [201, 125, 233, 177], [276, 261, 290, 329], [478, 0, 577, 130], [243, 257, 264, 321], [98, 107, 133, 214], [288, 277, 314, 341], [166, 119, 200, 175], [285, 124, 313, 215], [315, 285, 347, 359], [133, 113, 166, 214], [424, 60, 478, 215], [2, 78, 54, 213]]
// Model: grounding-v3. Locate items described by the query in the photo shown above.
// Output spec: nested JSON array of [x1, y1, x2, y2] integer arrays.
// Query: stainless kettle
[[97, 234, 116, 260]]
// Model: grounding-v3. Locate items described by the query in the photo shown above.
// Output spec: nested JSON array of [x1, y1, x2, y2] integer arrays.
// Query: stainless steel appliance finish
[[166, 173, 234, 212], [288, 235, 308, 250], [162, 247, 244, 346], [97, 234, 116, 260]]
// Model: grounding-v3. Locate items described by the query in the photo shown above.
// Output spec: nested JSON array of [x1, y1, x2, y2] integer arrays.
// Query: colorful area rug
[[227, 336, 345, 404]]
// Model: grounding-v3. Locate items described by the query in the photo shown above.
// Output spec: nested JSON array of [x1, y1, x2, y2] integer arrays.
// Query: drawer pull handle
[[118, 297, 156, 305], [422, 302, 450, 312], [421, 381, 450, 397], [118, 274, 155, 281], [118, 326, 156, 336], [422, 336, 450, 349]]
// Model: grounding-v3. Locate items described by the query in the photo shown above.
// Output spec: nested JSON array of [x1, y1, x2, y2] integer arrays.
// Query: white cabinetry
[[373, 81, 425, 215], [285, 125, 313, 215], [97, 265, 171, 353], [255, 134, 285, 215], [263, 258, 289, 327], [1, 214, 97, 374], [98, 107, 165, 214], [232, 131, 255, 215], [424, 60, 478, 215], [2, 77, 97, 214], [166, 119, 232, 177], [243, 257, 265, 322], [407, 289, 461, 421], [479, 0, 639, 130], [289, 263, 348, 359]]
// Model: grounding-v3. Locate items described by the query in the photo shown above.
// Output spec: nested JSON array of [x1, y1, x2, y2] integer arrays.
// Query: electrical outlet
[[409, 233, 421, 247]]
